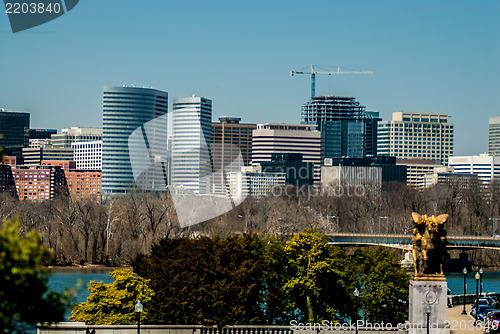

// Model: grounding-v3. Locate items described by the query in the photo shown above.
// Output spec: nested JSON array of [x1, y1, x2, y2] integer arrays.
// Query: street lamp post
[[425, 304, 431, 334], [135, 300, 143, 334], [475, 272, 480, 323], [479, 268, 484, 296], [353, 288, 359, 334], [462, 267, 467, 315]]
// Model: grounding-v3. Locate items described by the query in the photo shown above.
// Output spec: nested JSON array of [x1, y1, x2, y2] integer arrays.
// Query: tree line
[[0, 178, 499, 267], [70, 231, 410, 326]]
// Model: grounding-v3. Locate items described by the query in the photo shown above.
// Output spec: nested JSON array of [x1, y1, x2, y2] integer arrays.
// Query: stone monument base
[[405, 275, 450, 334]]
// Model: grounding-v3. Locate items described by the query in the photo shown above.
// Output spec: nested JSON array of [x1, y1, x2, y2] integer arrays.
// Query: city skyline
[[1, 0, 499, 157]]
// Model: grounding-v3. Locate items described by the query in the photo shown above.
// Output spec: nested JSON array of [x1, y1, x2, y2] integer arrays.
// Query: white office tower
[[378, 112, 454, 165], [448, 154, 500, 187], [252, 123, 322, 183], [171, 96, 212, 194], [489, 116, 500, 156], [72, 140, 102, 170], [170, 96, 248, 228]]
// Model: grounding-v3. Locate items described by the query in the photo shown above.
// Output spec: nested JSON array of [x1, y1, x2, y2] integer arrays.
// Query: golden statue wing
[[435, 214, 449, 225], [412, 212, 424, 224]]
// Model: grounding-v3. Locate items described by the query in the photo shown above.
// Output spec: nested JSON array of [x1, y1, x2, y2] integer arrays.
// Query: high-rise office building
[[210, 116, 256, 193], [252, 123, 321, 183], [211, 117, 255, 166], [52, 127, 102, 148], [378, 112, 454, 165], [171, 96, 212, 194], [301, 96, 380, 158], [0, 110, 30, 160], [72, 140, 102, 170], [489, 116, 500, 156], [102, 86, 168, 195]]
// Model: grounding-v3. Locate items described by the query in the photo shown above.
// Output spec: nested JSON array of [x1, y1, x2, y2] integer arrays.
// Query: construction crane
[[290, 64, 374, 99]]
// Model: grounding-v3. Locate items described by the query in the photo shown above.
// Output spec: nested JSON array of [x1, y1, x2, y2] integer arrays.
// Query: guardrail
[[37, 323, 403, 334], [326, 233, 500, 249], [449, 293, 488, 307]]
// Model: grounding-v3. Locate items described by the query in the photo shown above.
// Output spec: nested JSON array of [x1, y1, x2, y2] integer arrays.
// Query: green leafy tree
[[283, 230, 354, 323], [353, 247, 409, 324], [70, 269, 154, 325], [0, 218, 68, 333], [132, 234, 267, 326]]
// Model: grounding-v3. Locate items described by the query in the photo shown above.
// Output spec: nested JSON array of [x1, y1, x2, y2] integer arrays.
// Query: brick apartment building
[[41, 160, 101, 201]]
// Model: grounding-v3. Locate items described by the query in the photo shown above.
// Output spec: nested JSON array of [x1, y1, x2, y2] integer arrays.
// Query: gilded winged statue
[[411, 212, 448, 275]]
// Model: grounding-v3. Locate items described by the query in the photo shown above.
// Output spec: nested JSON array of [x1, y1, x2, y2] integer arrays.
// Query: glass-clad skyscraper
[[171, 96, 212, 194], [0, 110, 30, 160], [102, 86, 168, 195], [301, 96, 380, 158]]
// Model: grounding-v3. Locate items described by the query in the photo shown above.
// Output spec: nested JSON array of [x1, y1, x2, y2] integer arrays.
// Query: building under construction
[[301, 96, 380, 159]]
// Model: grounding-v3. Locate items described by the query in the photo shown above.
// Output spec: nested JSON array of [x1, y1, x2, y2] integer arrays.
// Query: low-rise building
[[11, 165, 67, 201], [0, 164, 17, 197], [396, 159, 440, 188], [22, 147, 74, 165], [321, 165, 382, 195], [41, 160, 101, 201], [448, 154, 500, 187], [325, 156, 406, 184], [419, 166, 479, 190]]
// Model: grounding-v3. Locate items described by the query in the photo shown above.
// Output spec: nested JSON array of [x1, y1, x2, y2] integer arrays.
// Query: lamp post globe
[[475, 272, 480, 323], [353, 288, 359, 334], [479, 268, 484, 296], [135, 300, 143, 313], [425, 304, 431, 334], [135, 300, 143, 334], [461, 267, 467, 315]]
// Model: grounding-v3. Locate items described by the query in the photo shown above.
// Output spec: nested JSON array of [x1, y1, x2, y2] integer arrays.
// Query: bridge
[[327, 233, 500, 250]]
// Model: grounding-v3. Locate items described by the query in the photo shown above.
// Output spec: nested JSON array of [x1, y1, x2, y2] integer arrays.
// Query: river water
[[446, 271, 500, 295], [47, 268, 115, 320]]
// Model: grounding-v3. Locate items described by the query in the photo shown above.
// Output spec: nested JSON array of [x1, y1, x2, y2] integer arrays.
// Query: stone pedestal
[[407, 275, 450, 334]]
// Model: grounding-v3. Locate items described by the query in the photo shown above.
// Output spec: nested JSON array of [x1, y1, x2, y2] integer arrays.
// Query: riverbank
[[46, 264, 130, 272]]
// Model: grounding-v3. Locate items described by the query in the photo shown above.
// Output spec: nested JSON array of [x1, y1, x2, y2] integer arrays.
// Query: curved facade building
[[102, 86, 168, 195]]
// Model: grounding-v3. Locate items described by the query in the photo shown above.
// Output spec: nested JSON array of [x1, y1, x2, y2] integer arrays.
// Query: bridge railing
[[326, 233, 500, 249]]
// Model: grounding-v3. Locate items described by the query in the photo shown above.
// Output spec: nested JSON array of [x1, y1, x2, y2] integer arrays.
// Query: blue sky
[[1, 0, 499, 156]]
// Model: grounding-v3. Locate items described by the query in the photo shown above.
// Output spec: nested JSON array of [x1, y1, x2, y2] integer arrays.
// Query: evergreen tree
[[132, 234, 267, 325]]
